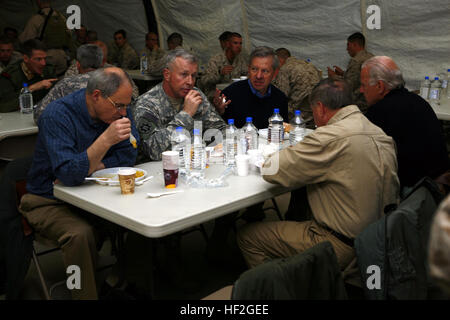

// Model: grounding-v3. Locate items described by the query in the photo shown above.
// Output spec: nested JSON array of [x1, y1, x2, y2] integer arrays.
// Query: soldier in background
[[0, 39, 57, 113], [272, 48, 321, 126], [199, 32, 248, 102], [34, 44, 104, 123], [140, 31, 165, 66], [133, 48, 225, 163], [3, 27, 22, 52], [218, 31, 232, 51], [327, 32, 373, 113], [0, 36, 23, 73], [108, 29, 139, 70], [19, 0, 75, 76]]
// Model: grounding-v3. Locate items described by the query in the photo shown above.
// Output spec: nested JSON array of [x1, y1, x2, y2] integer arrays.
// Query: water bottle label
[[420, 87, 429, 99], [429, 89, 440, 100]]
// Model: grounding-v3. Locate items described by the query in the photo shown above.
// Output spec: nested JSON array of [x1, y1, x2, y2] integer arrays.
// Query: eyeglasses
[[107, 96, 129, 111]]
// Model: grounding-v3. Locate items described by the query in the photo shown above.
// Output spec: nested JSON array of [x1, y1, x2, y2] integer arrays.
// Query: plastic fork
[[147, 190, 184, 198]]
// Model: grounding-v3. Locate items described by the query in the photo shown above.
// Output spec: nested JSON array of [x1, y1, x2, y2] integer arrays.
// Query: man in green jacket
[[0, 39, 57, 113]]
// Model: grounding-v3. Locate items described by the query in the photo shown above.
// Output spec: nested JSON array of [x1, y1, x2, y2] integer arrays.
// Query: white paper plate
[[259, 128, 289, 140], [91, 167, 147, 186]]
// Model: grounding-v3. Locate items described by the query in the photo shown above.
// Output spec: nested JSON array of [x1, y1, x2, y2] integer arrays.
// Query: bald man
[[20, 67, 139, 299], [360, 56, 448, 190]]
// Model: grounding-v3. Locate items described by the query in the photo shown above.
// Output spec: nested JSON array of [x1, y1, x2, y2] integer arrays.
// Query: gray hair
[[249, 46, 280, 70], [76, 44, 103, 70], [362, 56, 405, 90], [164, 48, 198, 70], [309, 78, 353, 110], [86, 67, 132, 97]]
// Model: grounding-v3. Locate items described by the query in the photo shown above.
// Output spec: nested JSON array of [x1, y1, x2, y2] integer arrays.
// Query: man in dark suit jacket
[[360, 55, 448, 189]]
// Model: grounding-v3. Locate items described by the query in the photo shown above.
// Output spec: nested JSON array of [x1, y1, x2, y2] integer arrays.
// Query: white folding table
[[0, 111, 38, 160]]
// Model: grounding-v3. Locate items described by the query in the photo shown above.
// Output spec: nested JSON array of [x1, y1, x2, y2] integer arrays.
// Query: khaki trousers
[[237, 219, 355, 270], [19, 193, 99, 300]]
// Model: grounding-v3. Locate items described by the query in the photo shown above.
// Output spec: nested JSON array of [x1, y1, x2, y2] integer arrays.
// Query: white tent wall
[[1, 0, 448, 89], [0, 0, 148, 54]]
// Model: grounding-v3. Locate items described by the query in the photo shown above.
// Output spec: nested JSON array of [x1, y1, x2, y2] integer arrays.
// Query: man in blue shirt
[[19, 67, 139, 300]]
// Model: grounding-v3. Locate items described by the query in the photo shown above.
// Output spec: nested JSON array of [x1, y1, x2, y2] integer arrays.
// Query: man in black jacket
[[360, 56, 448, 189]]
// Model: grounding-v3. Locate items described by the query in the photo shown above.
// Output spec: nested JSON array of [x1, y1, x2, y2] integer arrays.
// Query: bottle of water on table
[[190, 128, 205, 178], [140, 53, 148, 74], [171, 127, 189, 175], [289, 110, 306, 146], [224, 119, 238, 167], [268, 108, 284, 149], [19, 83, 33, 114], [429, 77, 441, 106], [419, 76, 431, 100], [240, 117, 258, 154]]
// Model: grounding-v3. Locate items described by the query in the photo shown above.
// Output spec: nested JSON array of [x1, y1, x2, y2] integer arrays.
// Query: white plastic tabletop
[[125, 69, 163, 81], [53, 162, 294, 238], [0, 111, 38, 141], [430, 96, 450, 121]]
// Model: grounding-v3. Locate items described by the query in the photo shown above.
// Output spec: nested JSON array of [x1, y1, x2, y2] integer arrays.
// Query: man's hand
[[102, 117, 131, 147], [29, 78, 58, 91], [327, 66, 337, 79], [333, 65, 344, 76], [212, 88, 231, 115], [183, 90, 203, 117], [221, 65, 233, 76]]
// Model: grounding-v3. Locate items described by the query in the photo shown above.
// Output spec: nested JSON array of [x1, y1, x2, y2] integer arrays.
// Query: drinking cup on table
[[235, 154, 250, 176], [118, 168, 136, 195], [162, 151, 179, 188], [247, 149, 263, 173]]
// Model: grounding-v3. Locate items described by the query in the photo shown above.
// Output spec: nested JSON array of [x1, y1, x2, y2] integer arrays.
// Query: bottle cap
[[295, 110, 301, 116], [435, 77, 439, 80], [425, 76, 429, 80], [274, 108, 279, 113], [246, 117, 252, 122], [176, 127, 183, 132], [193, 128, 200, 135], [23, 83, 28, 87], [228, 119, 234, 125], [447, 69, 450, 72]]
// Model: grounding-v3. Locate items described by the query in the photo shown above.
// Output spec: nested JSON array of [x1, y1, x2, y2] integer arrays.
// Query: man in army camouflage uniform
[[199, 32, 249, 102], [140, 32, 165, 66], [108, 29, 139, 70], [133, 48, 226, 163], [327, 32, 374, 113], [0, 35, 22, 73], [272, 48, 321, 126], [36, 45, 140, 124], [0, 39, 57, 113], [64, 40, 140, 99]]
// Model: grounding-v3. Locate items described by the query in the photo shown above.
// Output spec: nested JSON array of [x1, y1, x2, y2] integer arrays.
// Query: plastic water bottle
[[289, 110, 306, 146], [429, 77, 441, 104], [239, 117, 258, 154], [19, 83, 33, 114], [268, 108, 284, 149], [190, 128, 206, 177], [439, 69, 450, 99], [224, 119, 238, 167], [171, 127, 189, 174], [419, 76, 431, 100], [140, 53, 148, 74]]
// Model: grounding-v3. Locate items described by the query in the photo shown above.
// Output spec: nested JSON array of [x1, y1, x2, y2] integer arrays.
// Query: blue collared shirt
[[248, 79, 272, 98], [27, 88, 139, 199]]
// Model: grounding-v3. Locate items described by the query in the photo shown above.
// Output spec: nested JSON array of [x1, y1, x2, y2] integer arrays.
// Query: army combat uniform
[[108, 42, 139, 70], [140, 47, 166, 66], [0, 51, 23, 73], [0, 61, 55, 113], [343, 49, 373, 113], [272, 57, 321, 126], [62, 60, 140, 99], [199, 51, 249, 101], [133, 83, 226, 163]]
